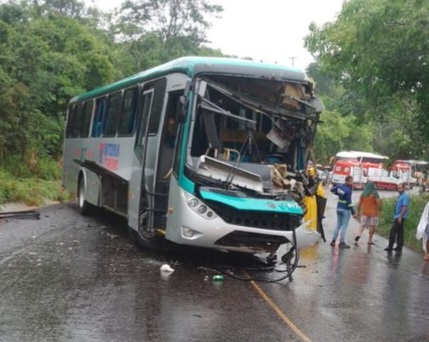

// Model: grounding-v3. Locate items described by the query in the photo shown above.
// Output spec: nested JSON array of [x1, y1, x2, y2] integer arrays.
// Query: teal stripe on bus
[[199, 190, 304, 214], [70, 56, 306, 104]]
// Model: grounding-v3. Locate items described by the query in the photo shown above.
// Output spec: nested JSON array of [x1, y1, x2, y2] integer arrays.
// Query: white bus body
[[62, 57, 324, 256]]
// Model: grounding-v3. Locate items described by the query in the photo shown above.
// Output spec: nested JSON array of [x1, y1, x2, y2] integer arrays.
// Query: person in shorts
[[355, 182, 382, 245]]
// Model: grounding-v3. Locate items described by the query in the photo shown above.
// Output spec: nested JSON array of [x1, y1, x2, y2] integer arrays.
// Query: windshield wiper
[[200, 97, 257, 130]]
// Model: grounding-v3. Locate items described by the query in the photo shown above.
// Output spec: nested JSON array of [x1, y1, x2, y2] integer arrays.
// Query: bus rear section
[[391, 161, 416, 188], [362, 162, 384, 178], [331, 159, 365, 189], [368, 160, 416, 190]]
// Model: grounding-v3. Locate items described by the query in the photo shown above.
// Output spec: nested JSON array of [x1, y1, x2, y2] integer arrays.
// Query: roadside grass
[[0, 158, 72, 207], [378, 192, 429, 252]]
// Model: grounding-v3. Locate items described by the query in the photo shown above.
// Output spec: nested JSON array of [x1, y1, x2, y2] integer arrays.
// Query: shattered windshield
[[187, 75, 321, 175]]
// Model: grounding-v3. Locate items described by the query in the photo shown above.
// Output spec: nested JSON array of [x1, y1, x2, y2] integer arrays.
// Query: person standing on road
[[330, 175, 357, 248], [416, 201, 429, 261], [354, 182, 382, 245], [384, 183, 410, 252], [419, 169, 428, 194], [303, 167, 326, 231]]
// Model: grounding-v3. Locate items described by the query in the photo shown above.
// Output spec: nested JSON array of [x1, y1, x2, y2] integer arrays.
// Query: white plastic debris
[[160, 264, 174, 273]]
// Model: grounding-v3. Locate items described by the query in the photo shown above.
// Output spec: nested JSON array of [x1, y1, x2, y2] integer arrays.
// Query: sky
[[87, 0, 345, 70]]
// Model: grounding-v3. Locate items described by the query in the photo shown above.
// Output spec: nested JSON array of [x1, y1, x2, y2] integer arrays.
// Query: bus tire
[[78, 177, 96, 216], [128, 226, 170, 252]]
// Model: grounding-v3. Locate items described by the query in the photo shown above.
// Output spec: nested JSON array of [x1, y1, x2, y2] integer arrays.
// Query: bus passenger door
[[128, 79, 167, 235], [153, 90, 183, 228]]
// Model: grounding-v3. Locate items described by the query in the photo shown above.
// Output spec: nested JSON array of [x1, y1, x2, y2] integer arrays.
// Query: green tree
[[313, 108, 374, 165], [305, 0, 429, 159], [116, 0, 223, 71], [307, 61, 375, 163], [0, 1, 117, 162], [32, 0, 86, 18]]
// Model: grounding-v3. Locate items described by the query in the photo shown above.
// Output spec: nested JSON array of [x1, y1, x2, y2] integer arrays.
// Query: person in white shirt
[[416, 202, 429, 261]]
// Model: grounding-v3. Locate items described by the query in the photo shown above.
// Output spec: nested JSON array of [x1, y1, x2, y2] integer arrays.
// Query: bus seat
[[222, 148, 240, 161]]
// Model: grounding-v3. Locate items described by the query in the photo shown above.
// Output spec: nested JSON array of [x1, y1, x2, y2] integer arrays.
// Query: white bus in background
[[402, 160, 428, 180], [331, 159, 366, 189], [331, 151, 388, 188], [62, 56, 324, 272]]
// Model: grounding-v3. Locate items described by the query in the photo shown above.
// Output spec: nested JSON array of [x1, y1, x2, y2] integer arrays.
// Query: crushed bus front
[[166, 65, 324, 254]]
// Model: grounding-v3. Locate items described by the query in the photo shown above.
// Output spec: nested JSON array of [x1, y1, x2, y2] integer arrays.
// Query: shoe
[[384, 247, 393, 251], [330, 240, 336, 247], [367, 241, 375, 245], [339, 242, 351, 249], [393, 247, 402, 252], [354, 236, 360, 242]]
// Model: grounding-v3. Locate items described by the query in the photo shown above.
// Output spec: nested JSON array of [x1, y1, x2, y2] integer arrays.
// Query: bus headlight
[[186, 196, 217, 219], [188, 198, 199, 207], [198, 205, 207, 214]]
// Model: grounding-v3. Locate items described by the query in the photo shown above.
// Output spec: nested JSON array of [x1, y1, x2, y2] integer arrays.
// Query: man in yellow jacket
[[303, 167, 327, 240]]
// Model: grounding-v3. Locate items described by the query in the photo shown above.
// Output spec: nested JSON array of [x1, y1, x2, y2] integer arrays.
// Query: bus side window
[[167, 91, 184, 175], [81, 101, 94, 138], [104, 92, 122, 137], [134, 78, 166, 161], [65, 104, 75, 138], [72, 103, 84, 138], [135, 91, 153, 160], [92, 97, 106, 137], [148, 79, 167, 134], [164, 91, 182, 147], [118, 87, 138, 136]]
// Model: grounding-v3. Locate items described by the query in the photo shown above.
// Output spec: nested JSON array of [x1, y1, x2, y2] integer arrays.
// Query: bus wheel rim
[[79, 181, 85, 208]]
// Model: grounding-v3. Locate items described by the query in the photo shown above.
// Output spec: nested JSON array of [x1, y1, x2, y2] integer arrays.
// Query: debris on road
[[0, 209, 40, 220], [160, 264, 174, 273]]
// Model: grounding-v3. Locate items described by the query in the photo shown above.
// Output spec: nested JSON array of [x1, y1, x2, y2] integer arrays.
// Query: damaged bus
[[62, 56, 323, 259]]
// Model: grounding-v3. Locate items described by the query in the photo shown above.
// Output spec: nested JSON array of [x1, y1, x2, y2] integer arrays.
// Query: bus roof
[[336, 151, 388, 160], [70, 56, 308, 104], [395, 159, 428, 166], [335, 159, 361, 165]]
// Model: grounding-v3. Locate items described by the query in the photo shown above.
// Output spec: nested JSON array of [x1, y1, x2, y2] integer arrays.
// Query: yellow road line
[[250, 280, 312, 342]]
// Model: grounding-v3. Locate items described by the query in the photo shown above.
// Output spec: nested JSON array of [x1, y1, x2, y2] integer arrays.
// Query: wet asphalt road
[[1, 189, 429, 342]]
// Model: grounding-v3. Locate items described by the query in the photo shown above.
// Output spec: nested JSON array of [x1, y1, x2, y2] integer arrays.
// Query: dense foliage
[[306, 0, 429, 161], [0, 0, 222, 170]]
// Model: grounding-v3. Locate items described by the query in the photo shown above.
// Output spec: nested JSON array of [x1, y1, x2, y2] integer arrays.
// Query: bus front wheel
[[128, 226, 167, 252], [78, 177, 96, 216], [128, 212, 170, 252]]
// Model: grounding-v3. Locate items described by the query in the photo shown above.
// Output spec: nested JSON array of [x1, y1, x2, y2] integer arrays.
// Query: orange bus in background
[[331, 151, 388, 189], [331, 159, 366, 189], [368, 160, 416, 190], [391, 160, 416, 188]]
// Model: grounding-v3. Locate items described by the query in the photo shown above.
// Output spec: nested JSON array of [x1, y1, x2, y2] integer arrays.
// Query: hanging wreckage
[[177, 64, 324, 256]]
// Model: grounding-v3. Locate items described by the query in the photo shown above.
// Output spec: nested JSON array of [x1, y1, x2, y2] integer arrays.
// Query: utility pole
[[288, 57, 297, 67]]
